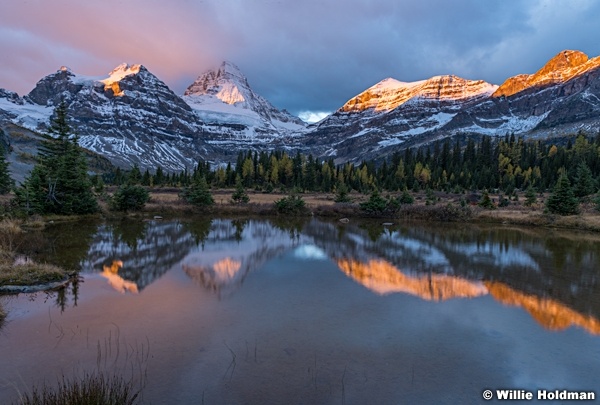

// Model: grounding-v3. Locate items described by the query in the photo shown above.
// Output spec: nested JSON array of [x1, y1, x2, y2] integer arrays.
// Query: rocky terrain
[[1, 50, 600, 175]]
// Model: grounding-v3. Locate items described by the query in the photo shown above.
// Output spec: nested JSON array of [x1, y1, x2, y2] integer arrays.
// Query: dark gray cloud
[[1, 0, 599, 116]]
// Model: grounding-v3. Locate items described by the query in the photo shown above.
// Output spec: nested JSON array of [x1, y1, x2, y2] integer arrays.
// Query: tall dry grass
[[0, 219, 68, 288], [17, 372, 140, 405]]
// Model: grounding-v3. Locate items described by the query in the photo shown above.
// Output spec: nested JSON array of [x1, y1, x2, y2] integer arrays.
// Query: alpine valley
[[1, 49, 600, 178]]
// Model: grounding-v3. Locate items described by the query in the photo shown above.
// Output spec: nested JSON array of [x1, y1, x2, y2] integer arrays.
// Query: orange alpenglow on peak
[[493, 50, 600, 98], [100, 63, 143, 96], [340, 75, 497, 113]]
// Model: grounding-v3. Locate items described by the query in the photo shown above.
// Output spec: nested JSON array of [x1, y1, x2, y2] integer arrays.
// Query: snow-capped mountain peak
[[340, 74, 497, 113], [102, 63, 142, 85], [182, 61, 306, 148], [493, 50, 600, 97], [183, 61, 254, 106]]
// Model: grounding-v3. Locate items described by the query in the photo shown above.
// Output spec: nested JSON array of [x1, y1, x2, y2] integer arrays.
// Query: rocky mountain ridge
[[1, 49, 600, 174]]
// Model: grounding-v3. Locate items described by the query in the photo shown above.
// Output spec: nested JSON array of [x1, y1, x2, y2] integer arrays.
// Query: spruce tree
[[15, 102, 98, 215], [546, 173, 579, 215], [181, 175, 214, 207], [594, 193, 600, 212], [524, 185, 537, 207], [574, 162, 595, 198], [478, 190, 495, 209], [398, 189, 414, 204], [0, 143, 13, 194], [334, 182, 351, 203], [231, 175, 250, 204]]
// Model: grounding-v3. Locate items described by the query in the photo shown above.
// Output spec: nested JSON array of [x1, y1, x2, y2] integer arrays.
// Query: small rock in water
[[339, 218, 349, 223], [382, 222, 393, 226], [154, 215, 163, 220]]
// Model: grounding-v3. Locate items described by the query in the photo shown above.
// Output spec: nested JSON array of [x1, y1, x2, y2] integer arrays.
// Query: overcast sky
[[1, 0, 600, 121]]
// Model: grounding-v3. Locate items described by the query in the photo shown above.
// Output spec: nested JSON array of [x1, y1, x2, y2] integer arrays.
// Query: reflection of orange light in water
[[213, 258, 242, 279], [485, 281, 600, 335], [182, 257, 243, 292], [337, 259, 487, 300], [101, 260, 138, 294]]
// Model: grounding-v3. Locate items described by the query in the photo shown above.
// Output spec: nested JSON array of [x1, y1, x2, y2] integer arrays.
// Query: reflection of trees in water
[[83, 219, 199, 291], [23, 217, 600, 330], [268, 217, 307, 241], [182, 219, 306, 298], [183, 219, 213, 247], [21, 219, 102, 271], [111, 220, 148, 251], [304, 219, 600, 326], [231, 219, 247, 243]]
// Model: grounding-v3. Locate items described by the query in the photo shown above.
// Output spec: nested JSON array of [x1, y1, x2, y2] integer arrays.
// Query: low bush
[[110, 185, 149, 212], [274, 194, 309, 215]]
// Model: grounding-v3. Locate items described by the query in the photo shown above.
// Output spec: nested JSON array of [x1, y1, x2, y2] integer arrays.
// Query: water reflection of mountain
[[486, 281, 600, 335], [71, 217, 600, 334], [301, 220, 600, 334], [81, 220, 199, 291], [181, 220, 304, 297], [337, 258, 487, 300]]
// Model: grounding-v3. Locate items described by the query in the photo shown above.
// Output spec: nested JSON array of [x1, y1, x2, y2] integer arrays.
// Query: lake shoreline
[[134, 188, 600, 233]]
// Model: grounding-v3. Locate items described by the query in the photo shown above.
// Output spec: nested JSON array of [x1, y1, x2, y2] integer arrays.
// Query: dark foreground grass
[[17, 372, 140, 405]]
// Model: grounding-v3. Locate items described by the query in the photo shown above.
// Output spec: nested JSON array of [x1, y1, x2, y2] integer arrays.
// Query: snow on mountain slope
[[7, 64, 210, 171], [493, 50, 600, 98], [3, 49, 600, 172], [183, 62, 306, 149], [0, 93, 52, 130], [305, 50, 600, 163], [341, 75, 497, 113]]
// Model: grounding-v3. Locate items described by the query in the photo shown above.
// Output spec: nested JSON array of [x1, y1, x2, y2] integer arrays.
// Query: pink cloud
[[0, 0, 234, 95]]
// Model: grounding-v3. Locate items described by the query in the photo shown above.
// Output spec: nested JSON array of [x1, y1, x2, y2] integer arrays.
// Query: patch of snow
[[0, 98, 52, 130]]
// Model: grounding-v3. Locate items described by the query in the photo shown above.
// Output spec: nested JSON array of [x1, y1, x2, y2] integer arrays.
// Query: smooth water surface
[[1, 218, 600, 404]]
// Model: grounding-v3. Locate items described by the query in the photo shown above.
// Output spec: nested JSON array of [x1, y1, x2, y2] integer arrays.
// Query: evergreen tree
[[359, 190, 389, 214], [524, 185, 537, 207], [274, 193, 308, 215], [111, 184, 149, 212], [0, 143, 13, 194], [334, 182, 351, 203], [546, 173, 579, 215], [594, 193, 600, 212], [574, 162, 595, 198], [128, 164, 142, 185], [181, 175, 214, 207], [15, 102, 98, 215], [154, 166, 165, 186], [398, 189, 414, 204], [231, 175, 250, 204], [478, 190, 495, 209]]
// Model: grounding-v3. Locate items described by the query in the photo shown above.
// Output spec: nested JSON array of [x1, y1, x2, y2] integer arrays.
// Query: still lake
[[1, 217, 600, 404]]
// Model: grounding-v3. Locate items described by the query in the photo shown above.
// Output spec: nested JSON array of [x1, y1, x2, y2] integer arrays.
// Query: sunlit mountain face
[[493, 50, 600, 98], [340, 76, 497, 113], [2, 50, 600, 174]]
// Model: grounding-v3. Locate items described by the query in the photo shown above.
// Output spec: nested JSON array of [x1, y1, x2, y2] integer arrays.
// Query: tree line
[[102, 132, 600, 198], [3, 103, 600, 216]]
